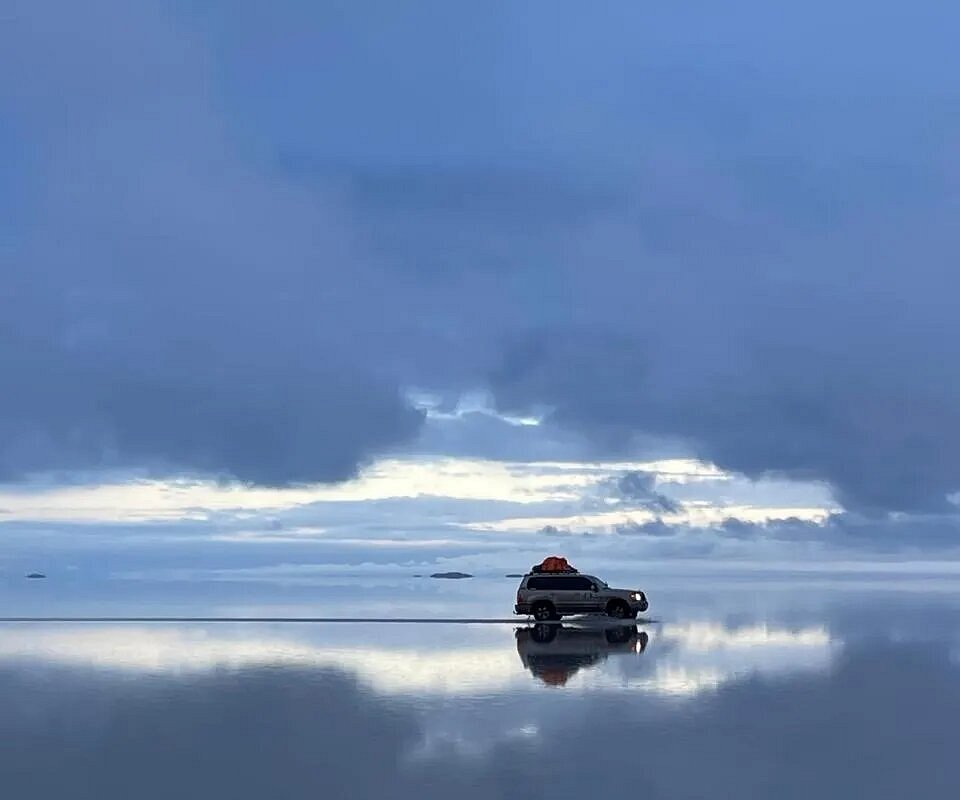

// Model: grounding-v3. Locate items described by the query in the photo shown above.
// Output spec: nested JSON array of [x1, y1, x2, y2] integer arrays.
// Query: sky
[[3, 1, 960, 577]]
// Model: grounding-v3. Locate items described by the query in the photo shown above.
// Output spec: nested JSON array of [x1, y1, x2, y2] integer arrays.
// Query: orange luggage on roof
[[542, 556, 568, 572], [534, 556, 576, 573]]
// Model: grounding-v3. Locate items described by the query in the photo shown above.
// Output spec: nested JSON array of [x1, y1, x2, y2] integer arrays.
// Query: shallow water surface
[[1, 577, 959, 798]]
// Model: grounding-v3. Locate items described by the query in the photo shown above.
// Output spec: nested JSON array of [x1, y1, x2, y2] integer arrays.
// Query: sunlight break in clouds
[[461, 505, 833, 534], [0, 457, 594, 522], [0, 456, 833, 530]]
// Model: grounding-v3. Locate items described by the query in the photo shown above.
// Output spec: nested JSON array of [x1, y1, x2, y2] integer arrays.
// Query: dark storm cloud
[[0, 328, 421, 483], [4, 1, 960, 513], [1, 1, 427, 484]]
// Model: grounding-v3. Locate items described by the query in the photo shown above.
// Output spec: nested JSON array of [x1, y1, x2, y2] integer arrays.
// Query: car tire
[[531, 623, 558, 643], [605, 600, 631, 619], [605, 626, 636, 644], [531, 600, 557, 622]]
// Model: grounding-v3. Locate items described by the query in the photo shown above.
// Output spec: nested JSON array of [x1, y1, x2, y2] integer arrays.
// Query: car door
[[580, 576, 602, 612], [557, 576, 593, 614], [527, 576, 560, 610], [579, 576, 603, 613], [544, 576, 573, 614]]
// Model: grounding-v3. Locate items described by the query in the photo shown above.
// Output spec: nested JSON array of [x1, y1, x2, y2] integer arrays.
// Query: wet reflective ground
[[2, 575, 960, 798]]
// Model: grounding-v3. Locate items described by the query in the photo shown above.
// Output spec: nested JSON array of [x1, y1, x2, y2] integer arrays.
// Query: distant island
[[429, 572, 473, 579], [505, 573, 524, 578], [26, 573, 46, 579]]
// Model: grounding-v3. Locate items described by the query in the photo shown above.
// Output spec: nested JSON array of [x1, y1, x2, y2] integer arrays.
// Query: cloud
[[4, 1, 960, 518], [537, 524, 572, 537], [610, 471, 679, 514], [615, 519, 674, 538], [4, 454, 952, 577], [1, 1, 424, 486], [638, 513, 960, 554]]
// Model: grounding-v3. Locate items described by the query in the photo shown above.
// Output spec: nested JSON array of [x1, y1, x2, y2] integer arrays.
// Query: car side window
[[535, 577, 565, 591], [527, 576, 594, 591]]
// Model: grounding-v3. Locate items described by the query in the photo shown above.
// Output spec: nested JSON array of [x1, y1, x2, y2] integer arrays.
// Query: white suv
[[514, 571, 649, 621]]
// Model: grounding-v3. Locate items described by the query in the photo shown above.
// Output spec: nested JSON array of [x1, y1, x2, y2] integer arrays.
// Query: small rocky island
[[429, 571, 473, 579], [505, 573, 524, 578], [26, 573, 46, 579]]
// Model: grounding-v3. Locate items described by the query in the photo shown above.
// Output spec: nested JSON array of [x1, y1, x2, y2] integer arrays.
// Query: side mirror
[[591, 583, 599, 592]]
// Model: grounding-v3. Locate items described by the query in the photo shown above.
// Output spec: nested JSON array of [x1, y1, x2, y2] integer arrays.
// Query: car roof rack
[[529, 565, 579, 573]]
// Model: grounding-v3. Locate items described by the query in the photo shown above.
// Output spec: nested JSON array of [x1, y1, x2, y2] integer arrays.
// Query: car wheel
[[606, 600, 630, 619], [532, 601, 556, 622], [531, 623, 558, 643], [605, 626, 636, 644]]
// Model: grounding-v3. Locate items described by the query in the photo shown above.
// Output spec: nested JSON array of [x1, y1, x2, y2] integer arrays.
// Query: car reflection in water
[[515, 622, 649, 687]]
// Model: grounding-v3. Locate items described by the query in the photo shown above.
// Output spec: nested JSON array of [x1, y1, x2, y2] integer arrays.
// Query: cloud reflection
[[0, 618, 836, 698], [0, 630, 957, 799]]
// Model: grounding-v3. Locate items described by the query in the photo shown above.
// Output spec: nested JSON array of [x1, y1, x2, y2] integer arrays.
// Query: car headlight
[[632, 592, 643, 601]]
